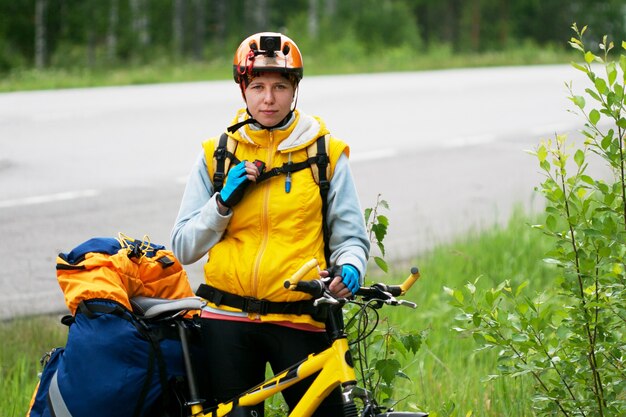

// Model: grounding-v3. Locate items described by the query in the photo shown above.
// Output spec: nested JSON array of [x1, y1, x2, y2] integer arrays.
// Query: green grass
[[0, 315, 68, 417], [375, 208, 553, 417], [0, 44, 577, 93], [2, 209, 553, 417]]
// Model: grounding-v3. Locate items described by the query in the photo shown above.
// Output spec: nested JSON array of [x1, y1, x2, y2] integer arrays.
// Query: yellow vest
[[201, 110, 348, 327]]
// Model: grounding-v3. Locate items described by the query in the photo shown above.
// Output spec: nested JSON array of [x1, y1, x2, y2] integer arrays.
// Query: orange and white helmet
[[233, 32, 303, 86]]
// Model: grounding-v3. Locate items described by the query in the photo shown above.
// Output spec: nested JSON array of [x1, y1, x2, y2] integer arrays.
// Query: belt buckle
[[243, 297, 268, 315]]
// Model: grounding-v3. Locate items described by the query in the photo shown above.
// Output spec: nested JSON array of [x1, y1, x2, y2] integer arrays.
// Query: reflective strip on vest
[[48, 370, 73, 417]]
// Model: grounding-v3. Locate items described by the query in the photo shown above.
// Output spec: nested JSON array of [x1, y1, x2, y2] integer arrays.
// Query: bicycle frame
[[206, 336, 355, 417], [139, 264, 428, 417]]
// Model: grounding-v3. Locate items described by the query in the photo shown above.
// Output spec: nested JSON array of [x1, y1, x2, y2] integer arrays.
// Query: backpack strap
[[212, 133, 240, 192], [307, 135, 331, 264], [209, 133, 333, 264], [306, 134, 331, 187]]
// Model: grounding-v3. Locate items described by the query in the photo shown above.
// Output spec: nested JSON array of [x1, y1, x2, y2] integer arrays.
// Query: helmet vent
[[282, 44, 290, 55]]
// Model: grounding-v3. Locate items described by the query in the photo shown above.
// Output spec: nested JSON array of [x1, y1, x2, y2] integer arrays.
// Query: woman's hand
[[216, 160, 263, 211], [320, 265, 359, 299]]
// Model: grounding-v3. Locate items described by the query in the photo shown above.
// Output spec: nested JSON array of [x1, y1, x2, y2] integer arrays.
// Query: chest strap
[[196, 284, 326, 322]]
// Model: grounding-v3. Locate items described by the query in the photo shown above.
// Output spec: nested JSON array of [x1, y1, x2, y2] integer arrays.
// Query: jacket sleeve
[[170, 152, 232, 265], [326, 153, 370, 281]]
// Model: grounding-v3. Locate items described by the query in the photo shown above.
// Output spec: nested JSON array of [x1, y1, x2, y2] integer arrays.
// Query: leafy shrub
[[448, 24, 626, 417]]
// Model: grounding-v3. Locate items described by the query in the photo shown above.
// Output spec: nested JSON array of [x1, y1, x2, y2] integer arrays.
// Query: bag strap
[[76, 300, 171, 417], [311, 136, 331, 265], [212, 133, 240, 192], [210, 133, 332, 264]]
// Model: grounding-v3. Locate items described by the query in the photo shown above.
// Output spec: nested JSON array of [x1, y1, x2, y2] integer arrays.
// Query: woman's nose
[[263, 89, 275, 103]]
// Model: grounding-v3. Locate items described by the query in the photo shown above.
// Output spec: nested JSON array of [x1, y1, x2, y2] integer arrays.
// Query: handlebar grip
[[285, 258, 319, 289], [380, 284, 403, 297], [355, 267, 420, 299], [289, 280, 325, 298]]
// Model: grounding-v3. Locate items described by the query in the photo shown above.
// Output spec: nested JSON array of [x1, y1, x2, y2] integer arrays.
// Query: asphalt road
[[0, 64, 596, 319]]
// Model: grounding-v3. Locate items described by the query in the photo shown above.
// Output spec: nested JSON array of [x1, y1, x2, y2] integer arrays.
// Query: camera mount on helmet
[[259, 35, 281, 57]]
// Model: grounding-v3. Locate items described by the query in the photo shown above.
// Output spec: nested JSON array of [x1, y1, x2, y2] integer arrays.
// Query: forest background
[[2, 0, 626, 90]]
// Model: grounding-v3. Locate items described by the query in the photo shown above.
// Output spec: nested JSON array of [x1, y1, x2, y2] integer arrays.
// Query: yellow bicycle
[[132, 263, 428, 417]]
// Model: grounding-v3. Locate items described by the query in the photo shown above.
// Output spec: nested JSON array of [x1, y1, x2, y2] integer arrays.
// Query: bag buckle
[[242, 297, 269, 315]]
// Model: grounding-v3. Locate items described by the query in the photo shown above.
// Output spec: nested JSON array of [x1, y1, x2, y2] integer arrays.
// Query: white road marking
[[0, 189, 100, 209]]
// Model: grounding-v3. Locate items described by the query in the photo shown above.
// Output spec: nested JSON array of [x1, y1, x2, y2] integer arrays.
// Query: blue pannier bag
[[28, 347, 64, 417], [28, 299, 187, 417]]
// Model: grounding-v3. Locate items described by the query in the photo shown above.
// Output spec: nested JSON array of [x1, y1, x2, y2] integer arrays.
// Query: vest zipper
[[251, 131, 275, 315]]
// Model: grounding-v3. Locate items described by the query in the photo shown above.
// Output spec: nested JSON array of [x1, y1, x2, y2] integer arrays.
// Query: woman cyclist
[[171, 32, 369, 416]]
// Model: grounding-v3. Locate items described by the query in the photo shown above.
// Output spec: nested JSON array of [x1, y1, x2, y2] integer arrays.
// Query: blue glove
[[218, 161, 250, 208], [340, 264, 360, 294]]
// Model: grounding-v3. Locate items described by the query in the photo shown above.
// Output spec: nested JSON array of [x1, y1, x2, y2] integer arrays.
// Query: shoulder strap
[[306, 134, 331, 185], [212, 133, 239, 192], [307, 135, 331, 264]]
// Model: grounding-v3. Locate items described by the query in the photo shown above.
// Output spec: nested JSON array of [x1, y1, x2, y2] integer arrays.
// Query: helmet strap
[[227, 110, 294, 133]]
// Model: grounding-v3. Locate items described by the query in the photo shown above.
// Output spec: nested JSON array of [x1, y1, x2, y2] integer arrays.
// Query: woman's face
[[244, 72, 295, 127]]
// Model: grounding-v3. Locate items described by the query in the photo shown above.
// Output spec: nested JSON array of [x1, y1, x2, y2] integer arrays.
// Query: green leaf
[[618, 118, 626, 129], [584, 51, 595, 64], [375, 359, 402, 385], [401, 334, 423, 354], [374, 256, 388, 273], [594, 77, 608, 94], [536, 145, 548, 162], [574, 149, 584, 167], [515, 281, 529, 297], [571, 95, 586, 109], [546, 215, 557, 231], [589, 109, 600, 125], [569, 42, 584, 52], [607, 62, 617, 86], [372, 224, 387, 242], [511, 333, 529, 343], [376, 215, 389, 227], [364, 208, 373, 223]]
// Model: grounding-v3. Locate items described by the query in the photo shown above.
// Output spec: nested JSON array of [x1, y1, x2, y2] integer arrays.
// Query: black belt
[[196, 284, 326, 321]]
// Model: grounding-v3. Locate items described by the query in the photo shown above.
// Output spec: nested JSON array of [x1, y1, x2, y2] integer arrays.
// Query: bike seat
[[130, 296, 205, 319]]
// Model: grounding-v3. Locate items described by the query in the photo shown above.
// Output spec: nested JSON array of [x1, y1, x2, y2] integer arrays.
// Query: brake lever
[[393, 299, 417, 309], [314, 294, 341, 306]]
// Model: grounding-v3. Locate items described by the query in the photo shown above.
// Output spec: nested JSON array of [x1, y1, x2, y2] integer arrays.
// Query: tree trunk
[[499, 0, 510, 47], [213, 0, 227, 54], [107, 0, 119, 63], [173, 0, 185, 58], [324, 0, 336, 17], [470, 0, 481, 50], [35, 0, 47, 69], [244, 0, 268, 33], [131, 0, 150, 47], [308, 0, 319, 39], [86, 0, 96, 67], [193, 0, 206, 60]]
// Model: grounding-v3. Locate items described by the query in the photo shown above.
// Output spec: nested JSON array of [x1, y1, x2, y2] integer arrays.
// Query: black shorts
[[197, 318, 344, 417]]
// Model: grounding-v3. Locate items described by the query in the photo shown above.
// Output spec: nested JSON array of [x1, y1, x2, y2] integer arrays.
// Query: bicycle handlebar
[[283, 262, 421, 302]]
